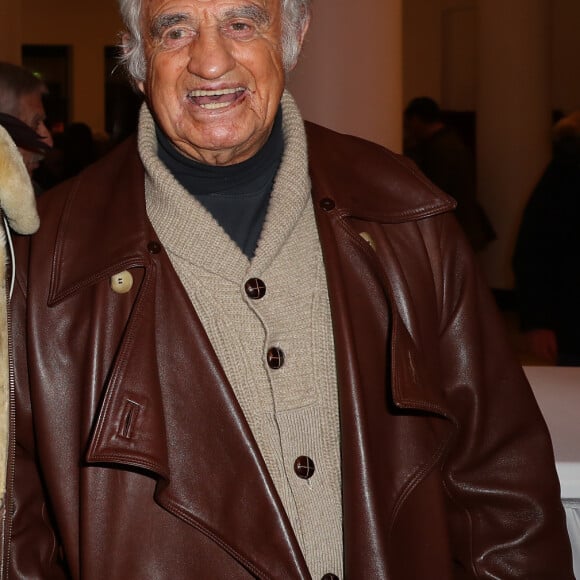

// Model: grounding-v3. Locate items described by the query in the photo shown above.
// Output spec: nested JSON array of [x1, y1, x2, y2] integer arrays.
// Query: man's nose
[[37, 120, 53, 148], [186, 26, 236, 79]]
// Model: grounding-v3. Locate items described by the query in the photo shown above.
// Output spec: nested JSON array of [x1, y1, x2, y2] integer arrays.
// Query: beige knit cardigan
[[139, 93, 344, 578]]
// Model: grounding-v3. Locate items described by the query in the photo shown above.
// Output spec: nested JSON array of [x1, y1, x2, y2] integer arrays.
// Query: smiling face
[[139, 0, 293, 165]]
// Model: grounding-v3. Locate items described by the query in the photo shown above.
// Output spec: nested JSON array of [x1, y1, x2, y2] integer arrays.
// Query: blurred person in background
[[0, 112, 50, 175], [0, 61, 53, 192], [404, 96, 495, 252], [513, 111, 580, 366]]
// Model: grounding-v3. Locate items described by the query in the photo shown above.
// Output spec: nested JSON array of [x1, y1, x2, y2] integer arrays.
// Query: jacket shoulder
[[36, 137, 140, 218], [23, 137, 148, 305], [305, 122, 456, 222]]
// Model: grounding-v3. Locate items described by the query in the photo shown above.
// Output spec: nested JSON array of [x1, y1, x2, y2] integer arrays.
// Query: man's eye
[[223, 21, 256, 39], [161, 27, 195, 47]]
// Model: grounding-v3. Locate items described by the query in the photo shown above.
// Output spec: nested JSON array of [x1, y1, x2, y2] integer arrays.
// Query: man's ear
[[287, 12, 311, 73], [120, 32, 146, 93], [297, 12, 311, 53]]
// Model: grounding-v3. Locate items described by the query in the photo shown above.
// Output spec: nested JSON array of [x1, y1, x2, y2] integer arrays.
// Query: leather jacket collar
[[45, 125, 455, 307]]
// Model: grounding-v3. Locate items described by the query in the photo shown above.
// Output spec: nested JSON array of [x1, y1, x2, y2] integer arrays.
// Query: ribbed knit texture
[[139, 92, 343, 578]]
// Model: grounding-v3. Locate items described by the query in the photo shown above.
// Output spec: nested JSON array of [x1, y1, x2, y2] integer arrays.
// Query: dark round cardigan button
[[320, 198, 335, 211], [147, 240, 162, 254], [267, 347, 285, 369], [244, 278, 266, 300], [294, 456, 315, 479]]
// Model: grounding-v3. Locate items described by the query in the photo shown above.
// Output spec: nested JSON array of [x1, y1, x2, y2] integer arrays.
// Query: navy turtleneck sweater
[[156, 108, 284, 258]]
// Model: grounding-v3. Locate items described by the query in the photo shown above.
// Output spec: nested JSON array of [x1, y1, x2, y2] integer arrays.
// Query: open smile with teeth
[[188, 87, 246, 110]]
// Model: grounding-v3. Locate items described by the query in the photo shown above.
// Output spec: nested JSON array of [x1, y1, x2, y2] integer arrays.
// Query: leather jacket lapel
[[86, 257, 310, 579], [44, 138, 309, 578], [309, 136, 455, 575]]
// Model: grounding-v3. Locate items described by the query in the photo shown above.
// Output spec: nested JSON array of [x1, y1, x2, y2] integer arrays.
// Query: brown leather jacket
[[4, 123, 573, 579]]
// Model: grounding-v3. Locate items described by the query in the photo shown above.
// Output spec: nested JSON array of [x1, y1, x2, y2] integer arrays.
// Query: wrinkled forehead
[[141, 0, 281, 23]]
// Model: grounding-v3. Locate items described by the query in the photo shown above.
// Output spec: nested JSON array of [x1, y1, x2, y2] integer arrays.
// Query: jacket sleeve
[[7, 235, 68, 579], [432, 213, 574, 578]]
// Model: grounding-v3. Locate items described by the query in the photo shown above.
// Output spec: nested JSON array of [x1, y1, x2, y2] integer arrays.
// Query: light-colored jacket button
[[359, 231, 376, 251], [110, 270, 134, 294]]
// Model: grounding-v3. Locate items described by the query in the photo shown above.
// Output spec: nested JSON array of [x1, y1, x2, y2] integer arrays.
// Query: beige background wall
[[552, 0, 580, 113], [0, 0, 23, 65], [2, 1, 579, 135], [288, 0, 403, 151], [18, 0, 122, 134], [404, 0, 580, 114]]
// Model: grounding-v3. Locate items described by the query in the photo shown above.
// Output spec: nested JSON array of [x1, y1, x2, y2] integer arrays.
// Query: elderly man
[[6, 0, 573, 578], [513, 111, 580, 367]]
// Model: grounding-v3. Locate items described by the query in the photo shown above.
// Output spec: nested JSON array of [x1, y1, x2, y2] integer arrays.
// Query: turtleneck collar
[[156, 107, 284, 198]]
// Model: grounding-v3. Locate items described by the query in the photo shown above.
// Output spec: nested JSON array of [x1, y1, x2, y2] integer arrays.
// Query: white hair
[[117, 0, 311, 83]]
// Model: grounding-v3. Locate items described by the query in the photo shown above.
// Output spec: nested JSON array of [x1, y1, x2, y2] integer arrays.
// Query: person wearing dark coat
[[404, 97, 496, 252], [513, 111, 580, 366]]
